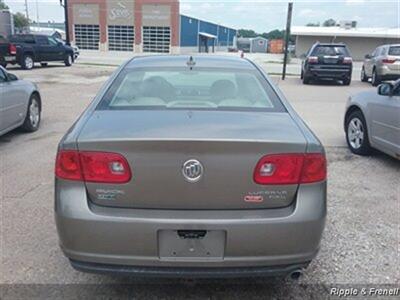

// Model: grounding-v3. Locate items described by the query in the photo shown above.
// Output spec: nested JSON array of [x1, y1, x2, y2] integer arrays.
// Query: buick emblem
[[182, 159, 203, 183]]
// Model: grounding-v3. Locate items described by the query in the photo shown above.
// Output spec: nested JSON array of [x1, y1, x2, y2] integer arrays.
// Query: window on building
[[74, 24, 100, 50], [143, 26, 171, 53], [108, 25, 134, 52]]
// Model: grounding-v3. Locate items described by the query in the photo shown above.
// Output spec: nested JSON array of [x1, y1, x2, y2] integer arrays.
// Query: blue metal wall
[[180, 15, 199, 47], [180, 15, 236, 47], [218, 26, 229, 46]]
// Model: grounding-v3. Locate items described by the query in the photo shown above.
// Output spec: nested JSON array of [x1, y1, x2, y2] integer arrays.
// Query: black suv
[[301, 43, 353, 85], [8, 34, 74, 70]]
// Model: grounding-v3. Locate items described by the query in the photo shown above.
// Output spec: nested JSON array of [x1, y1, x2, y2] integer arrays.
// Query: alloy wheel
[[348, 118, 364, 149], [25, 56, 34, 69], [29, 99, 40, 128]]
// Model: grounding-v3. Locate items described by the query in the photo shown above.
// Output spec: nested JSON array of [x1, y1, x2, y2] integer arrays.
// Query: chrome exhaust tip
[[287, 269, 303, 280]]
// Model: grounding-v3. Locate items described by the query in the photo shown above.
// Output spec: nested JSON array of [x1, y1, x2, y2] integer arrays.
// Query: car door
[[35, 35, 52, 61], [365, 47, 378, 76], [369, 83, 400, 156], [0, 68, 27, 133], [46, 36, 65, 61]]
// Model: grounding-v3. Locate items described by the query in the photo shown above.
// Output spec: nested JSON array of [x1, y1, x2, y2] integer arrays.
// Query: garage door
[[143, 26, 170, 53], [74, 24, 100, 50], [108, 25, 134, 51]]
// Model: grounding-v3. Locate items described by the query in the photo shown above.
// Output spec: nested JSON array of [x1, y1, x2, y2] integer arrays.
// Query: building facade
[[292, 26, 400, 60], [67, 0, 180, 53], [67, 0, 236, 54], [180, 15, 236, 53]]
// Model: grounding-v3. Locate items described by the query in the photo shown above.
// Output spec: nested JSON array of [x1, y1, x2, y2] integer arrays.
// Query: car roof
[[314, 42, 348, 47], [126, 55, 256, 70]]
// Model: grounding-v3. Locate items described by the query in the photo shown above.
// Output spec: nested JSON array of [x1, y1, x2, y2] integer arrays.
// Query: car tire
[[371, 69, 381, 86], [343, 77, 351, 86], [64, 54, 73, 67], [21, 55, 34, 70], [302, 73, 310, 84], [345, 110, 372, 156], [41, 62, 48, 67], [361, 67, 368, 82], [21, 94, 41, 132]]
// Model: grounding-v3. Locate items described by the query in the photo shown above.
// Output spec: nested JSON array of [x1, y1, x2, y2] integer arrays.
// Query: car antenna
[[187, 56, 196, 70]]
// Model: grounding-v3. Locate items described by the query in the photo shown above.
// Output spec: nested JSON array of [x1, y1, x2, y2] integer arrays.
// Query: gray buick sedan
[[55, 56, 327, 278], [345, 80, 400, 159], [0, 66, 41, 136]]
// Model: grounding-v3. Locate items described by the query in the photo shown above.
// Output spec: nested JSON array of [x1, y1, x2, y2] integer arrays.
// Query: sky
[[4, 0, 400, 32]]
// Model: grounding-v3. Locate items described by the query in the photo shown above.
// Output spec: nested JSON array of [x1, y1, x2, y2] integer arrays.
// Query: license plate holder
[[4, 56, 15, 62], [158, 230, 225, 261]]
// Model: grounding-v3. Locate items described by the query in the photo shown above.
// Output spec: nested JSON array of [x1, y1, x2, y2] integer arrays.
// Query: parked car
[[55, 56, 327, 278], [345, 79, 400, 159], [0, 34, 17, 68], [8, 33, 75, 70], [361, 44, 400, 86], [301, 42, 353, 85], [0, 66, 41, 136]]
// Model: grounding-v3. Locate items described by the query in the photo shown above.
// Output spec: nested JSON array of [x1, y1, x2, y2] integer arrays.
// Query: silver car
[[0, 66, 41, 136], [361, 44, 400, 86], [55, 56, 327, 278], [345, 79, 400, 159]]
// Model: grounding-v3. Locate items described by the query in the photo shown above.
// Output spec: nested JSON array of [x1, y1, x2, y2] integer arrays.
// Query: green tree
[[238, 29, 258, 38], [0, 0, 9, 9], [266, 29, 285, 40], [13, 12, 30, 29], [322, 18, 336, 27], [306, 22, 320, 27]]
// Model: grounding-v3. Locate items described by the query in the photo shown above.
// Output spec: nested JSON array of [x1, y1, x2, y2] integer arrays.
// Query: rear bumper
[[378, 65, 400, 78], [0, 55, 16, 64], [70, 259, 310, 278], [307, 66, 351, 79], [55, 180, 326, 275]]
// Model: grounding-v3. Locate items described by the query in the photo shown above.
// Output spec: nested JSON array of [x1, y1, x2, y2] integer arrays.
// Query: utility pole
[[282, 2, 293, 80], [60, 0, 70, 45], [35, 0, 40, 24], [24, 0, 30, 20]]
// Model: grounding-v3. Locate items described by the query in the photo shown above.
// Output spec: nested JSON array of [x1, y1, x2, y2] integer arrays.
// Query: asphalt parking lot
[[1, 62, 399, 299]]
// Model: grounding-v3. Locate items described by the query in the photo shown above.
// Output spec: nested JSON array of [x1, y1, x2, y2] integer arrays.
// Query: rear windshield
[[97, 67, 285, 112], [312, 46, 349, 56], [389, 46, 400, 56]]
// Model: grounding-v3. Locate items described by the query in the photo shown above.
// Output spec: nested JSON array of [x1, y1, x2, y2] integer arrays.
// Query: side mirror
[[377, 83, 393, 96], [7, 73, 18, 81], [365, 54, 371, 59]]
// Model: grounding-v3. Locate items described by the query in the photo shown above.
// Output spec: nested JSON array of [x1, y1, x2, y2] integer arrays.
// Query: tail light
[[9, 44, 17, 55], [382, 58, 396, 64], [254, 153, 326, 185], [307, 56, 319, 64], [56, 150, 131, 183], [343, 57, 353, 64]]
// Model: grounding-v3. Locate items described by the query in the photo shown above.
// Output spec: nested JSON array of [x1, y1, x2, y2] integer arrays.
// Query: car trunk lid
[[77, 110, 307, 210]]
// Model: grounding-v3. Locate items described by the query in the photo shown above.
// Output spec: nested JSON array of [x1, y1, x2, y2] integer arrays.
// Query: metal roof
[[292, 26, 400, 39], [198, 32, 217, 39]]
